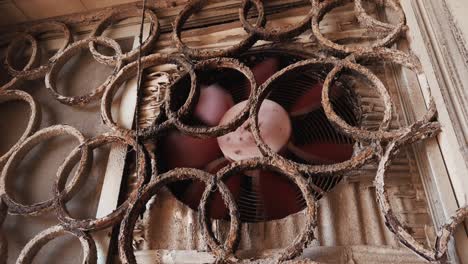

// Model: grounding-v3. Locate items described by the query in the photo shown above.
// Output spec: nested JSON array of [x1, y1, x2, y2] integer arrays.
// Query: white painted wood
[[401, 1, 468, 263], [444, 0, 468, 49], [405, 0, 468, 166], [92, 24, 150, 264]]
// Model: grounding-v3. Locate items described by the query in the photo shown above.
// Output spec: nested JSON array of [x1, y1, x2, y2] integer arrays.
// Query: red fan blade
[[252, 57, 280, 86], [194, 84, 234, 126], [289, 82, 323, 116], [181, 158, 243, 219], [289, 80, 345, 117], [236, 57, 279, 99], [288, 142, 354, 164], [163, 132, 222, 169], [257, 171, 303, 220], [164, 83, 234, 169]]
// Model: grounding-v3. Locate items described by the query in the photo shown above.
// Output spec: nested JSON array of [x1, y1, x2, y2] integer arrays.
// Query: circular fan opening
[[159, 50, 360, 223]]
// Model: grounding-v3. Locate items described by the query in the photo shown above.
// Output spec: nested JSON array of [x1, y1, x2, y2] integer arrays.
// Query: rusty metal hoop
[[1, 34, 40, 91], [118, 168, 239, 263], [321, 48, 438, 142], [354, 0, 405, 33], [5, 22, 73, 80], [45, 37, 123, 106], [373, 124, 468, 262], [239, 0, 314, 42], [167, 57, 258, 138], [16, 225, 97, 264], [0, 90, 41, 167], [54, 133, 150, 231], [0, 125, 91, 216], [89, 8, 160, 66], [250, 58, 377, 176], [311, 0, 406, 54], [211, 158, 318, 262], [102, 53, 197, 138], [173, 0, 265, 60]]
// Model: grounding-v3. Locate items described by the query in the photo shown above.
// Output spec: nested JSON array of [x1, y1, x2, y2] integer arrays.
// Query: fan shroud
[[156, 49, 362, 223]]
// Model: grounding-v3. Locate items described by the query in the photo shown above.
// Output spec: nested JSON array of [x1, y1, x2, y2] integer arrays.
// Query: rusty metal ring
[[311, 0, 405, 54], [0, 90, 41, 168], [435, 206, 468, 260], [214, 158, 317, 261], [250, 58, 377, 175], [55, 133, 149, 231], [1, 34, 40, 91], [102, 53, 196, 138], [89, 8, 160, 66], [350, 47, 421, 72], [322, 48, 438, 142], [173, 0, 265, 60], [16, 225, 97, 264], [239, 0, 313, 41], [5, 22, 73, 80], [168, 57, 257, 138], [118, 168, 222, 264], [0, 125, 90, 216], [199, 172, 240, 259], [45, 37, 123, 106], [374, 137, 437, 262], [321, 59, 393, 141], [354, 0, 405, 33]]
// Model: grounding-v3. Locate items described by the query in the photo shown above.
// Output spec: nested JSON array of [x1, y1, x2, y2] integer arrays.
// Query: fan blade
[[181, 158, 243, 219], [289, 82, 323, 116], [194, 83, 234, 126], [288, 79, 354, 165], [288, 80, 346, 117], [288, 142, 354, 164], [164, 83, 234, 169], [252, 57, 280, 86], [233, 57, 279, 100], [257, 171, 303, 220], [162, 131, 222, 169]]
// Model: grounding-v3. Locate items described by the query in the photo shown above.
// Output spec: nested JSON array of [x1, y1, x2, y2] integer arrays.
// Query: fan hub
[[217, 99, 292, 161]]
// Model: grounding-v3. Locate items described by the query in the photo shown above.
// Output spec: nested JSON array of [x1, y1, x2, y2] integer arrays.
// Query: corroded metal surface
[[53, 133, 150, 231], [45, 37, 123, 106], [0, 0, 466, 263], [239, 0, 314, 42], [0, 34, 39, 91], [0, 125, 90, 216], [16, 225, 97, 264], [0, 90, 41, 167], [173, 0, 265, 59], [101, 54, 198, 138], [354, 0, 405, 33], [311, 0, 406, 54], [89, 7, 160, 66], [4, 22, 73, 80]]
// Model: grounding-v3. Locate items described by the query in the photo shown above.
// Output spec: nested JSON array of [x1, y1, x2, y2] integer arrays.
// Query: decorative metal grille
[[0, 0, 466, 263]]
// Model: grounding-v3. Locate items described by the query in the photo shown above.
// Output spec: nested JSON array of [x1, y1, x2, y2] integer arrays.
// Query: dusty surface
[[0, 0, 466, 263], [0, 39, 132, 263]]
